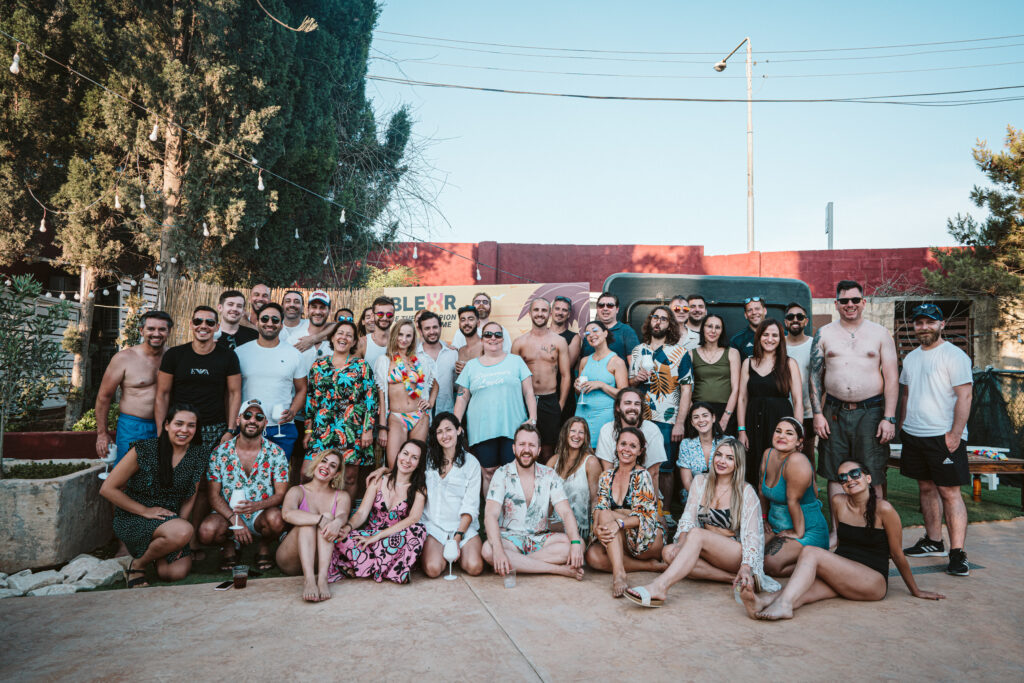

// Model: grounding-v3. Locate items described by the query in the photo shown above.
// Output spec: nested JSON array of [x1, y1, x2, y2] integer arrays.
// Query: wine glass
[[228, 488, 246, 531], [577, 375, 589, 407], [640, 354, 655, 375], [442, 536, 459, 581], [98, 443, 117, 480], [271, 402, 288, 437]]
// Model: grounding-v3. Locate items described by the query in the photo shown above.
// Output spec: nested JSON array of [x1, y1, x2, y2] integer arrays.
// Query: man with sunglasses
[[235, 302, 314, 460], [729, 296, 767, 360], [417, 310, 458, 415], [783, 302, 816, 463], [357, 296, 396, 367], [810, 279, 899, 546], [898, 304, 973, 576], [215, 289, 258, 351], [452, 292, 512, 353], [583, 292, 639, 363], [512, 297, 571, 459], [201, 399, 289, 571]]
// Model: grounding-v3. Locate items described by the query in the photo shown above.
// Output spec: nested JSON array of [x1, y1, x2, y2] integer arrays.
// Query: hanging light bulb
[[327, 190, 335, 201], [129, 279, 137, 286], [254, 236, 260, 250], [114, 192, 121, 210], [102, 289, 109, 296], [250, 156, 258, 165], [155, 264, 162, 272], [87, 291, 95, 299], [39, 210, 47, 233], [44, 291, 52, 298], [4, 279, 11, 287], [169, 256, 177, 264], [339, 208, 346, 224], [139, 193, 146, 210], [294, 228, 300, 239], [9, 44, 21, 75], [412, 244, 418, 259], [59, 292, 66, 300], [74, 292, 80, 301], [476, 266, 482, 281], [202, 221, 210, 237], [149, 123, 159, 142], [257, 171, 265, 192], [323, 252, 330, 265]]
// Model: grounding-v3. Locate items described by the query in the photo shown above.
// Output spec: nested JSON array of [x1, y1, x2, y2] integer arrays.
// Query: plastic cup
[[503, 569, 516, 589], [232, 565, 249, 589]]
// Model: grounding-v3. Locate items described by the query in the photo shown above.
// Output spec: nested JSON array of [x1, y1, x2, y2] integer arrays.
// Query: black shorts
[[899, 430, 970, 487], [472, 437, 515, 469], [536, 393, 562, 446]]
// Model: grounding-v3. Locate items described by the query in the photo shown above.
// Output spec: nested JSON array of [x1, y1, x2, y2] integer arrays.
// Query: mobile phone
[[214, 580, 233, 591]]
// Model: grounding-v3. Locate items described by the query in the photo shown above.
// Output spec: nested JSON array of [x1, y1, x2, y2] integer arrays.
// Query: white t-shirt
[[364, 335, 388, 368], [899, 341, 973, 438], [786, 337, 813, 416], [278, 318, 310, 345], [452, 322, 512, 353], [595, 420, 668, 468], [235, 340, 315, 426]]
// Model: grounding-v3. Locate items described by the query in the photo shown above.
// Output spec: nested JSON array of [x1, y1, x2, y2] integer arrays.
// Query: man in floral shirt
[[482, 423, 585, 580], [199, 399, 290, 570]]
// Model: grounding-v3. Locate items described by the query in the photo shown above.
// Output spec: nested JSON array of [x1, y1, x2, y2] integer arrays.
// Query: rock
[[0, 572, 7, 580], [0, 588, 23, 599], [60, 555, 102, 583], [7, 569, 63, 594], [0, 578, 6, 589], [76, 559, 126, 589], [28, 584, 79, 597]]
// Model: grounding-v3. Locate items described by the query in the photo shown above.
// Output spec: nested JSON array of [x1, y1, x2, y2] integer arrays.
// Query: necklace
[[843, 321, 865, 339]]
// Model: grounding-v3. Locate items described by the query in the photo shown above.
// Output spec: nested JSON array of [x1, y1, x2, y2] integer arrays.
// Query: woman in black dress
[[736, 319, 803, 487], [100, 403, 208, 588]]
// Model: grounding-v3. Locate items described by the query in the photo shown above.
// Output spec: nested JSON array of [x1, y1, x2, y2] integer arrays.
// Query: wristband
[[724, 409, 733, 415], [737, 426, 746, 432], [570, 540, 581, 545]]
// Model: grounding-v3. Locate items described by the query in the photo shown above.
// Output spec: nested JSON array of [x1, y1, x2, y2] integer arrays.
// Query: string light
[[257, 170, 265, 191], [58, 292, 66, 300], [250, 156, 258, 165], [339, 208, 346, 224], [148, 123, 158, 142], [412, 245, 418, 259], [254, 236, 260, 250], [202, 221, 210, 237], [38, 209, 46, 232], [114, 192, 121, 209], [323, 253, 330, 265], [9, 43, 20, 75], [155, 264, 162, 272], [294, 228, 299, 239], [476, 265, 482, 281], [44, 291, 52, 298], [87, 291, 95, 299], [73, 292, 80, 301], [102, 289, 109, 296], [138, 193, 146, 210], [129, 279, 137, 286], [169, 256, 177, 264]]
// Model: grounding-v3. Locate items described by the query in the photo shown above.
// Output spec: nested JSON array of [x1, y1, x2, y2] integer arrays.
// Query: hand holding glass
[[229, 488, 246, 531]]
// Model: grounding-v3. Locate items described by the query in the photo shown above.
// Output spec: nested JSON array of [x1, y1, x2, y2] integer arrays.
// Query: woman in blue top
[[676, 402, 723, 505], [760, 417, 830, 577], [454, 321, 537, 495], [574, 321, 627, 448]]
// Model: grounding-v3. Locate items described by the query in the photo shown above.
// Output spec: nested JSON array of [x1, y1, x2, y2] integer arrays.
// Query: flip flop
[[255, 553, 274, 571], [624, 586, 663, 608]]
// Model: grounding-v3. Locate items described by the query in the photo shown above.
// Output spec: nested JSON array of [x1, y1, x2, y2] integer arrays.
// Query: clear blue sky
[[368, 1, 1023, 255]]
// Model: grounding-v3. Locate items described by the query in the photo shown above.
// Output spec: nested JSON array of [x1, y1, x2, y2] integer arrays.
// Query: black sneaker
[[946, 549, 970, 576], [903, 536, 947, 558]]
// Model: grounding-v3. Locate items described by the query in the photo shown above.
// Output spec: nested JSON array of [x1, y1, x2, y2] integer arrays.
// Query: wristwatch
[[454, 531, 465, 540], [883, 416, 896, 424]]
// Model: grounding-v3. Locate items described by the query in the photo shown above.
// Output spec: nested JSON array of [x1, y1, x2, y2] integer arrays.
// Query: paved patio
[[4, 520, 1024, 682]]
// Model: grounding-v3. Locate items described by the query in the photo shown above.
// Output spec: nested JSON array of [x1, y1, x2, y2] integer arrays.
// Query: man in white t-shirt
[[784, 302, 815, 463], [278, 290, 309, 344], [451, 291, 512, 353], [236, 302, 315, 460], [358, 295, 394, 367], [897, 303, 973, 577], [595, 387, 668, 486]]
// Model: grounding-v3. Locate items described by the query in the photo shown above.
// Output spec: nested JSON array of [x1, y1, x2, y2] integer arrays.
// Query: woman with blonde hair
[[374, 318, 438, 468], [545, 417, 603, 543], [276, 450, 352, 602], [625, 437, 779, 607]]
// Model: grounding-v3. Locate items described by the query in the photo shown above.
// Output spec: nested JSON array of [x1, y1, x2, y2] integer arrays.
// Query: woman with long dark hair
[[545, 417, 602, 543], [420, 413, 485, 578], [740, 459, 945, 620], [575, 321, 628, 448], [676, 402, 723, 504], [329, 439, 428, 584], [691, 315, 741, 434], [736, 318, 803, 486], [100, 404, 207, 588]]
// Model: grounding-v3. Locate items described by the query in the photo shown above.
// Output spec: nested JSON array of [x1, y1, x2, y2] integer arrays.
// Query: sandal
[[125, 561, 149, 589], [624, 586, 664, 608], [255, 553, 274, 571], [219, 546, 238, 572]]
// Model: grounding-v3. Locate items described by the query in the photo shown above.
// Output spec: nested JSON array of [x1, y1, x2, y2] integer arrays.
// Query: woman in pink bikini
[[276, 450, 351, 602], [373, 318, 438, 468]]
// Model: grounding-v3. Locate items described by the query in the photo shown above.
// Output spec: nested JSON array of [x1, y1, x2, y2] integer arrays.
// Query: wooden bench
[[887, 446, 1024, 510]]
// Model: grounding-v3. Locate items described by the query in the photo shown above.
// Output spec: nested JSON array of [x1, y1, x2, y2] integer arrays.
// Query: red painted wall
[[378, 242, 946, 298]]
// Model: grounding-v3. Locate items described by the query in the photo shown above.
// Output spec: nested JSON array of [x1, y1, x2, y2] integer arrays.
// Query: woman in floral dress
[[304, 319, 377, 498], [329, 439, 428, 584]]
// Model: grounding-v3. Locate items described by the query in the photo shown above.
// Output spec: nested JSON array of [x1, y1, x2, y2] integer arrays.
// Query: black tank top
[[835, 521, 890, 578]]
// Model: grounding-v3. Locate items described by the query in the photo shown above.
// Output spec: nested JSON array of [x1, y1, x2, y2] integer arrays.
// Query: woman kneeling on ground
[[626, 437, 779, 607], [420, 413, 485, 578], [100, 403, 207, 588], [740, 459, 945, 620], [277, 450, 351, 601], [329, 439, 428, 584], [585, 426, 666, 597]]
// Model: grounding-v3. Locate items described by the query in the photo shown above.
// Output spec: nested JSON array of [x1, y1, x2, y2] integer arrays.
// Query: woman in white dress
[[545, 417, 603, 543]]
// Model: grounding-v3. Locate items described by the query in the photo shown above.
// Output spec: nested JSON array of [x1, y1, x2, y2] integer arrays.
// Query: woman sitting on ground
[[100, 403, 207, 588], [373, 319, 437, 468], [420, 413, 485, 578], [676, 401, 723, 505], [585, 427, 666, 597], [625, 438, 779, 607], [546, 417, 602, 544], [740, 459, 945, 620], [329, 439, 428, 584], [760, 417, 830, 577], [276, 450, 351, 602]]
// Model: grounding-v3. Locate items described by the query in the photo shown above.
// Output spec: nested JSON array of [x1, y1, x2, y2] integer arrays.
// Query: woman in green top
[[691, 315, 740, 434]]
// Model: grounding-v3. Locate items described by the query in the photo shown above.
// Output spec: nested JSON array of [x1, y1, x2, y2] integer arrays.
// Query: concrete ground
[[4, 520, 1024, 682]]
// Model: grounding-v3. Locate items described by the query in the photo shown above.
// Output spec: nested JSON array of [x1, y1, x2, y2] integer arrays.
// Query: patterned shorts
[[500, 531, 553, 555]]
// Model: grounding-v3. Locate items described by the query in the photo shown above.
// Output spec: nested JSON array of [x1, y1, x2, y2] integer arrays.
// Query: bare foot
[[317, 578, 332, 601], [739, 583, 775, 619], [650, 560, 669, 572], [612, 573, 629, 597], [573, 566, 585, 581], [756, 597, 794, 621], [303, 579, 320, 602]]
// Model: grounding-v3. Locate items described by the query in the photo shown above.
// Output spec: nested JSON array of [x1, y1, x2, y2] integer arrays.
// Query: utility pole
[[826, 201, 834, 250]]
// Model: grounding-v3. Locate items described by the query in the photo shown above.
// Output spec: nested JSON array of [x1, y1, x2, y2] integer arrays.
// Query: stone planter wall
[[0, 461, 113, 574], [3, 431, 100, 460]]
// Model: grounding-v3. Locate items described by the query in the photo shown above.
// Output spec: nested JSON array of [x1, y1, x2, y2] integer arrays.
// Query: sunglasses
[[671, 305, 689, 313], [192, 317, 217, 327], [481, 331, 504, 339], [650, 314, 670, 322], [596, 302, 616, 309], [837, 297, 864, 305], [837, 468, 865, 484], [743, 296, 764, 305], [336, 315, 354, 322], [375, 311, 394, 319], [785, 313, 806, 321], [473, 299, 490, 306], [241, 411, 266, 421], [259, 315, 281, 324]]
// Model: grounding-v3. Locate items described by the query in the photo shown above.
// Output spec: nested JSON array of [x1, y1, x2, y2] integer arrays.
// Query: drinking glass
[[232, 564, 249, 589], [503, 568, 516, 589], [271, 403, 288, 437], [442, 536, 459, 581], [577, 375, 589, 408], [228, 488, 246, 531], [98, 443, 117, 480]]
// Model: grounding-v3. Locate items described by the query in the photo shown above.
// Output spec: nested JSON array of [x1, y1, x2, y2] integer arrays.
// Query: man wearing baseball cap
[[301, 290, 334, 359], [897, 303, 974, 576]]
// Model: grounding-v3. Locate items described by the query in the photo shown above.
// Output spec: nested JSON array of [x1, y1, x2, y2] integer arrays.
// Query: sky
[[367, 1, 1024, 256]]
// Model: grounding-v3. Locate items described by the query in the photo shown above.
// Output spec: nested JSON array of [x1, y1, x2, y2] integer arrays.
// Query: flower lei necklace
[[393, 353, 427, 400]]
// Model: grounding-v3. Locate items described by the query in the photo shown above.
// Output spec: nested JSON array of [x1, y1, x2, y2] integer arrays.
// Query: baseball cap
[[912, 303, 944, 322], [238, 398, 266, 418], [309, 290, 331, 306]]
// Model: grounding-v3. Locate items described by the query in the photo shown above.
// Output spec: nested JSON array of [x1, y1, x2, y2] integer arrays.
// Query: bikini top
[[298, 485, 340, 516]]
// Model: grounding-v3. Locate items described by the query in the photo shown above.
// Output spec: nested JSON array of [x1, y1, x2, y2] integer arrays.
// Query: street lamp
[[714, 37, 754, 252]]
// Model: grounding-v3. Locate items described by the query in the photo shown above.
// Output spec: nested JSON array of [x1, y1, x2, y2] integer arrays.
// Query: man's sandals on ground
[[625, 586, 663, 608], [124, 560, 149, 589]]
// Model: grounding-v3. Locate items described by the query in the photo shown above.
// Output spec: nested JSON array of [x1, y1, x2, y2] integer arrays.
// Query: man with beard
[[482, 423, 585, 580], [551, 295, 582, 422], [235, 302, 314, 459], [417, 310, 458, 415], [628, 306, 692, 514], [279, 290, 308, 345], [454, 305, 482, 376], [452, 292, 512, 352], [684, 294, 707, 350], [730, 296, 766, 361], [95, 310, 175, 466], [300, 290, 334, 358], [512, 298, 570, 460], [242, 283, 272, 328], [357, 296, 395, 366], [215, 290, 258, 351], [783, 302, 815, 463], [898, 304, 973, 576], [582, 292, 639, 363], [595, 388, 668, 487], [200, 399, 289, 572]]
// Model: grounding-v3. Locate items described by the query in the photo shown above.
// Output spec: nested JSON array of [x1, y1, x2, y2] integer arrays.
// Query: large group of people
[[96, 279, 970, 618]]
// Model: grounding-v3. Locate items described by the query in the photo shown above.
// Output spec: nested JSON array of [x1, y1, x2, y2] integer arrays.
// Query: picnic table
[[888, 445, 1024, 510]]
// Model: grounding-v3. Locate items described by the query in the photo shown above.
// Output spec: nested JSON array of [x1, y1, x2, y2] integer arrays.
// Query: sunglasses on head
[[553, 295, 572, 305], [192, 317, 217, 327], [671, 305, 689, 313], [837, 468, 865, 484], [375, 311, 394, 319], [785, 313, 806, 321], [744, 296, 763, 305], [481, 331, 503, 339], [259, 315, 281, 324], [596, 302, 616, 309], [241, 411, 266, 421], [837, 297, 864, 305]]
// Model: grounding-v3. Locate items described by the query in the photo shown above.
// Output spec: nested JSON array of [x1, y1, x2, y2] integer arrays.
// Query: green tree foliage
[[924, 126, 1024, 298]]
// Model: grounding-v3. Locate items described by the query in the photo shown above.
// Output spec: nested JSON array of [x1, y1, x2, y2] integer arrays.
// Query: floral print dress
[[306, 355, 377, 465], [594, 466, 661, 555], [329, 489, 426, 584]]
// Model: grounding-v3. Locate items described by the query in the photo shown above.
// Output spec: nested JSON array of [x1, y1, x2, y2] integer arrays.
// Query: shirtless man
[[356, 296, 394, 367], [551, 295, 582, 422], [242, 283, 272, 328], [810, 279, 898, 545], [512, 298, 570, 460], [95, 311, 174, 465], [454, 305, 482, 377]]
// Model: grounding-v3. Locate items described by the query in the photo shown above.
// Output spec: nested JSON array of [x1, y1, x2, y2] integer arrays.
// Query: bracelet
[[617, 518, 625, 530], [570, 540, 581, 545], [724, 409, 733, 415], [737, 426, 746, 432]]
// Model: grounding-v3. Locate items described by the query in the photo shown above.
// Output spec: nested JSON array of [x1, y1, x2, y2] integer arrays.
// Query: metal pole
[[826, 201, 834, 250], [745, 38, 754, 252]]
